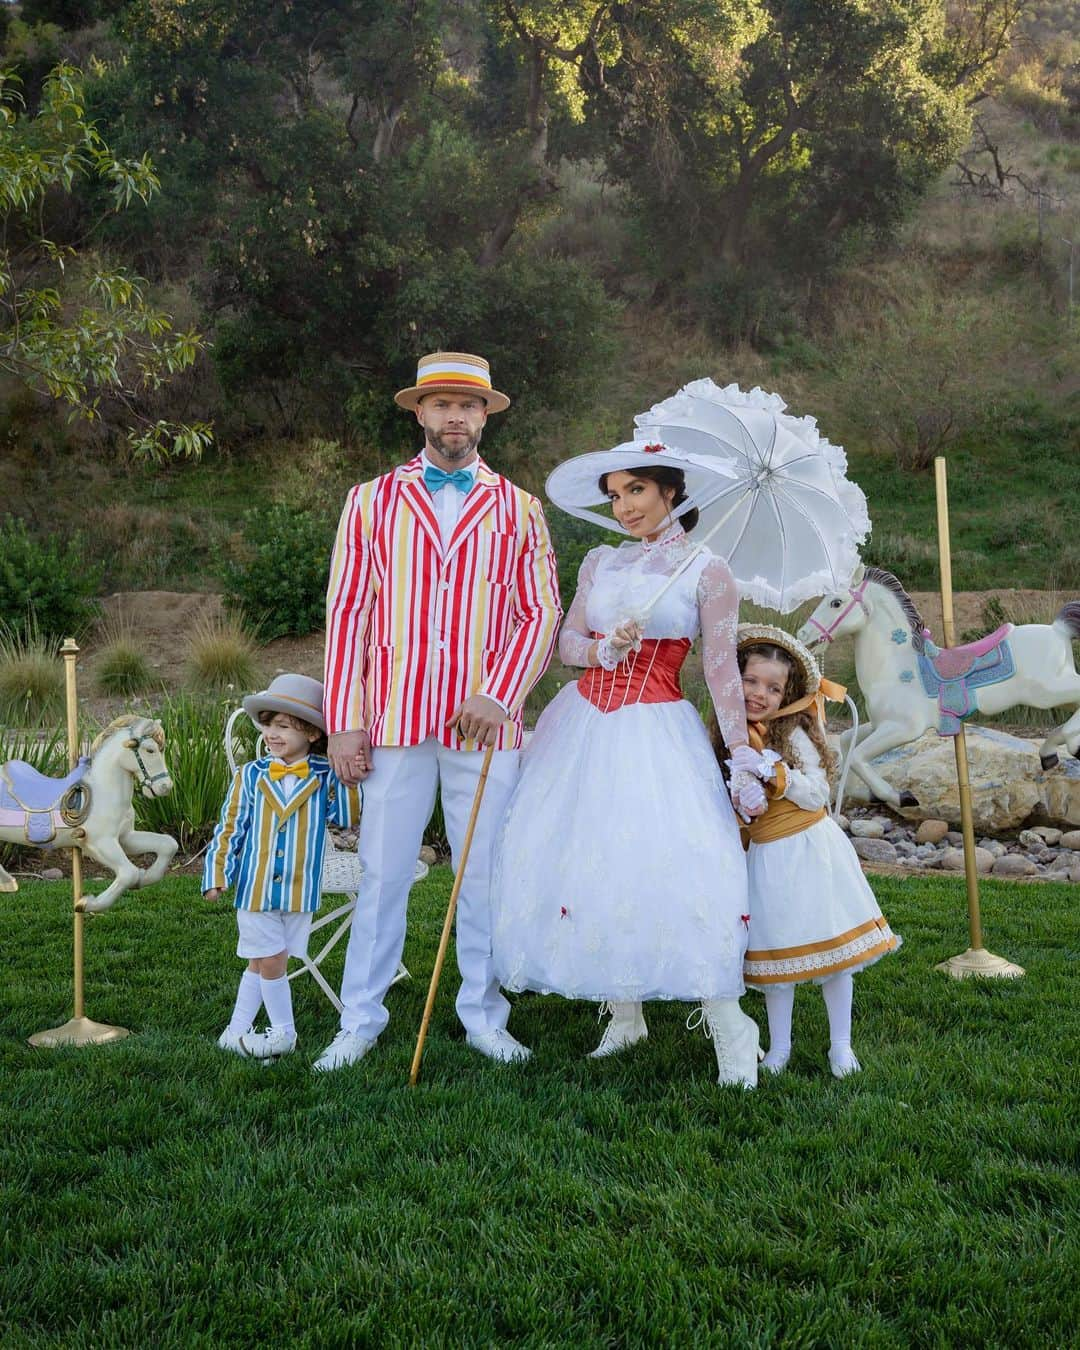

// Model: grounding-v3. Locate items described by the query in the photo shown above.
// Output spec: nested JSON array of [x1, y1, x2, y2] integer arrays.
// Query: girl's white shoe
[[829, 1047, 861, 1079]]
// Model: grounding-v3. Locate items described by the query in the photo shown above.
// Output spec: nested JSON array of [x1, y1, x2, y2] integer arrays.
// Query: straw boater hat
[[546, 439, 739, 536], [243, 673, 326, 734], [394, 351, 510, 414]]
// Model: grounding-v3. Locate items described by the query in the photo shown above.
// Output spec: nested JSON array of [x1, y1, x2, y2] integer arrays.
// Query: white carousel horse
[[0, 715, 177, 911], [798, 564, 1080, 809]]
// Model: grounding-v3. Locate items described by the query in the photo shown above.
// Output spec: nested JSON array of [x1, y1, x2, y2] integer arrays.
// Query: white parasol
[[632, 380, 870, 614]]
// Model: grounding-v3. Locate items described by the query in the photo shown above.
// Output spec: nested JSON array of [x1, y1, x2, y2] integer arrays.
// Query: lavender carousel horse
[[799, 565, 1080, 809], [0, 715, 177, 910]]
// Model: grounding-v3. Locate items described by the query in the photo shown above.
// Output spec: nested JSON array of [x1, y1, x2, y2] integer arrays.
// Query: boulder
[[1060, 830, 1080, 851], [991, 854, 1038, 878], [839, 727, 1076, 832], [418, 845, 438, 866], [1019, 829, 1050, 850], [916, 819, 949, 845], [851, 838, 898, 864], [42, 867, 64, 881], [1028, 826, 1062, 845], [850, 818, 887, 839], [940, 846, 995, 875], [977, 838, 1008, 857], [1048, 851, 1077, 873]]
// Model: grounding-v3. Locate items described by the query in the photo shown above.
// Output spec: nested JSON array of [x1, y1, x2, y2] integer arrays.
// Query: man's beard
[[427, 425, 483, 462]]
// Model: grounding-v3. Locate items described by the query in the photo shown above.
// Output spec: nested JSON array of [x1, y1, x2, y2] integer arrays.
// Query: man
[[315, 351, 562, 1071]]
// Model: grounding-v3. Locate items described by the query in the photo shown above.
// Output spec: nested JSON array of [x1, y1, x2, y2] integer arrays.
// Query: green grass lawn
[[1, 870, 1077, 1346]]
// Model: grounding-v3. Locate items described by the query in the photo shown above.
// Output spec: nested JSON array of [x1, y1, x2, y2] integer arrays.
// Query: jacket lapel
[[259, 774, 320, 829], [446, 461, 498, 564], [398, 458, 443, 558]]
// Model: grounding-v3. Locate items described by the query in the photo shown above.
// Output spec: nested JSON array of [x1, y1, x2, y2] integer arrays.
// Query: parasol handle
[[630, 492, 748, 623]]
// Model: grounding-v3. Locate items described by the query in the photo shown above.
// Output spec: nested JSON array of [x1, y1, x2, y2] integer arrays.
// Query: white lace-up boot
[[692, 999, 759, 1089], [588, 1001, 648, 1059]]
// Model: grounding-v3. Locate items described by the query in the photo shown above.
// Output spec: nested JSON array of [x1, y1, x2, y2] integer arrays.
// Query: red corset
[[578, 636, 691, 713]]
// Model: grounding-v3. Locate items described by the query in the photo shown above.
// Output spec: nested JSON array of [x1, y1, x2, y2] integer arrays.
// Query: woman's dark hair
[[598, 464, 699, 533]]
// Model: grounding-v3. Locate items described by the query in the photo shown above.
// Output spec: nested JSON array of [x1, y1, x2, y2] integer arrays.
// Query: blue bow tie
[[423, 465, 473, 495]]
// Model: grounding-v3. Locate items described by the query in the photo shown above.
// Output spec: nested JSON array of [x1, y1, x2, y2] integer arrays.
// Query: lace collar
[[639, 521, 694, 556]]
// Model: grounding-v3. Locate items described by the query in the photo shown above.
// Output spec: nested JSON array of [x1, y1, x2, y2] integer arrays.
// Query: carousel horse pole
[[28, 639, 130, 1047], [409, 744, 495, 1086], [932, 460, 1023, 982]]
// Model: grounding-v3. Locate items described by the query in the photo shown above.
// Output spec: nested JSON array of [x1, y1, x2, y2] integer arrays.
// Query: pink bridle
[[806, 576, 871, 644]]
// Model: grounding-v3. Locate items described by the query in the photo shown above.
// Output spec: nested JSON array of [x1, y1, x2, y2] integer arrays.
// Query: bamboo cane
[[28, 639, 130, 1046], [932, 459, 1023, 980], [409, 744, 495, 1085]]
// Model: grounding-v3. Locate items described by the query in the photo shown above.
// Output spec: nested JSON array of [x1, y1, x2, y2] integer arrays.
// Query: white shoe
[[692, 1001, 760, 1089], [466, 1028, 531, 1064], [240, 1026, 297, 1059], [217, 1027, 251, 1057], [313, 1028, 377, 1073], [761, 1048, 790, 1074], [829, 1047, 861, 1079], [588, 1002, 648, 1059]]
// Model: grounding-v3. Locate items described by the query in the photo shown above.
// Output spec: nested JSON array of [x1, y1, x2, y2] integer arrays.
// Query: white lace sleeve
[[557, 547, 605, 667], [781, 728, 832, 811], [697, 555, 748, 749]]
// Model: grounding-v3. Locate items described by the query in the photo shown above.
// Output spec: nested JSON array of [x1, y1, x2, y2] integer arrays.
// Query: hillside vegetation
[[2, 0, 1079, 610]]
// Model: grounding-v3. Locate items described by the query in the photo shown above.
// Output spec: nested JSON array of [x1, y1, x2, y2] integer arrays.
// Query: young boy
[[203, 673, 361, 1059]]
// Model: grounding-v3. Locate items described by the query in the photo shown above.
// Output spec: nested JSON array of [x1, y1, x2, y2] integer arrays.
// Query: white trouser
[[338, 737, 520, 1038]]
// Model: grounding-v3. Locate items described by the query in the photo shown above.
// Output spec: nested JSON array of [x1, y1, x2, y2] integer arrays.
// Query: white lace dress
[[490, 525, 750, 1002], [744, 728, 901, 987]]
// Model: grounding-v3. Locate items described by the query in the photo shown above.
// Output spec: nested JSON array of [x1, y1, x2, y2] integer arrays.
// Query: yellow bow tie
[[269, 760, 309, 782]]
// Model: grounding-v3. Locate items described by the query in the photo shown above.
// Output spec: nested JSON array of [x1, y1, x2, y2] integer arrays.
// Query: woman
[[490, 442, 762, 1087]]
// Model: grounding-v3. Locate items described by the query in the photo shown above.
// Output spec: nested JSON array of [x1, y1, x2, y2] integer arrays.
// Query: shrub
[[0, 516, 102, 640], [134, 693, 258, 852], [184, 614, 261, 692], [0, 622, 65, 727], [94, 619, 155, 696], [221, 503, 332, 640]]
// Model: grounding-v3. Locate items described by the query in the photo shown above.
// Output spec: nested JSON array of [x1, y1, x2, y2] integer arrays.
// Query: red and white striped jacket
[[324, 455, 562, 750]]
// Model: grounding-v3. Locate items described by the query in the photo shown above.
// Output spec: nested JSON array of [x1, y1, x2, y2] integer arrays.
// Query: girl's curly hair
[[709, 642, 836, 785]]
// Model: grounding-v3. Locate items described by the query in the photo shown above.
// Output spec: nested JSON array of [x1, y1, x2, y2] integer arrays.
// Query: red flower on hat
[[642, 443, 665, 454]]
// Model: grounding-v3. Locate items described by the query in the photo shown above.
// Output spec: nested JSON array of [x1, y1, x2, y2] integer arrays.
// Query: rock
[[1048, 851, 1077, 873], [945, 830, 964, 846], [1028, 826, 1062, 845], [916, 819, 949, 845], [418, 845, 438, 866], [1069, 867, 1080, 883], [915, 843, 938, 858], [977, 838, 1008, 857], [991, 854, 1038, 878], [851, 838, 898, 864], [1060, 830, 1080, 851], [894, 840, 917, 857], [42, 867, 63, 881], [834, 813, 849, 832], [838, 727, 1053, 832], [850, 818, 887, 838], [1019, 829, 1047, 849], [940, 846, 995, 874]]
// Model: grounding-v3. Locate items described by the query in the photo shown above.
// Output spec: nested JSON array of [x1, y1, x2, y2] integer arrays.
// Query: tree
[[0, 63, 211, 459]]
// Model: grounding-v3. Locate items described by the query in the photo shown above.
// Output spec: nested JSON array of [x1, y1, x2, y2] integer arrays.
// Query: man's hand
[[328, 729, 373, 785], [447, 694, 505, 747]]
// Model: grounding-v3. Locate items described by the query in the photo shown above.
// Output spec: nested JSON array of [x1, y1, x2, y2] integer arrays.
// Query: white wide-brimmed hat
[[545, 439, 739, 535], [242, 673, 326, 733]]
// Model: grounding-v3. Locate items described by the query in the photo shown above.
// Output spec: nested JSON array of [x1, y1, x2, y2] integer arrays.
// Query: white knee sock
[[260, 974, 295, 1034], [822, 970, 853, 1054], [227, 970, 263, 1034], [763, 985, 795, 1069]]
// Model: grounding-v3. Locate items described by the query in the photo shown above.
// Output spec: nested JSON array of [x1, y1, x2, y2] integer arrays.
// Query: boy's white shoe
[[466, 1028, 531, 1063], [218, 1027, 252, 1056], [240, 1026, 297, 1059], [312, 1028, 377, 1073]]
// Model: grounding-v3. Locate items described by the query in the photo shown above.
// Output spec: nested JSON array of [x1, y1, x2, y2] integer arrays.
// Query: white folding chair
[[224, 708, 422, 1012]]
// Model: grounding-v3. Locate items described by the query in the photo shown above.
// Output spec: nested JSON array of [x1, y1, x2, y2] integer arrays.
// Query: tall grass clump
[[135, 693, 259, 851], [0, 622, 65, 727], [184, 613, 260, 692], [94, 618, 156, 696]]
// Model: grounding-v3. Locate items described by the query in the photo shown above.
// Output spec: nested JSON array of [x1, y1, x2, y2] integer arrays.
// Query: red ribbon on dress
[[577, 636, 691, 713]]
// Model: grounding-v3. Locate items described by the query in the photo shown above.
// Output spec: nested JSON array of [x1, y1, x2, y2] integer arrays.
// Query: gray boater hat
[[242, 673, 326, 734]]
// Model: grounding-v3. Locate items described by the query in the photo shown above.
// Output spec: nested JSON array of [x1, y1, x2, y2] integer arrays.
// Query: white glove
[[596, 618, 643, 670], [731, 771, 767, 820], [728, 744, 766, 778]]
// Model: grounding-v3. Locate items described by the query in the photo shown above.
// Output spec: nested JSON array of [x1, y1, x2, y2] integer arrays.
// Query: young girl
[[203, 673, 361, 1060], [713, 625, 901, 1078]]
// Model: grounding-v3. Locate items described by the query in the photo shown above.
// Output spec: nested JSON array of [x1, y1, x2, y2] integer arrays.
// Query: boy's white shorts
[[235, 910, 314, 960]]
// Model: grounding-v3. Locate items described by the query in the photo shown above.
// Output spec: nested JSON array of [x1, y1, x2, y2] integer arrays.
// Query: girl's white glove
[[727, 744, 780, 781], [731, 771, 767, 820]]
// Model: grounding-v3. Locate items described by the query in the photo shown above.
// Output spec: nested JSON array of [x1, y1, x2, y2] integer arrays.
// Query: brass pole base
[[935, 947, 1025, 980], [28, 1017, 131, 1048]]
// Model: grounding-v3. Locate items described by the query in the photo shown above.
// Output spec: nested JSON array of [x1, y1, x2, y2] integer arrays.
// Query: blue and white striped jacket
[[202, 756, 361, 913]]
